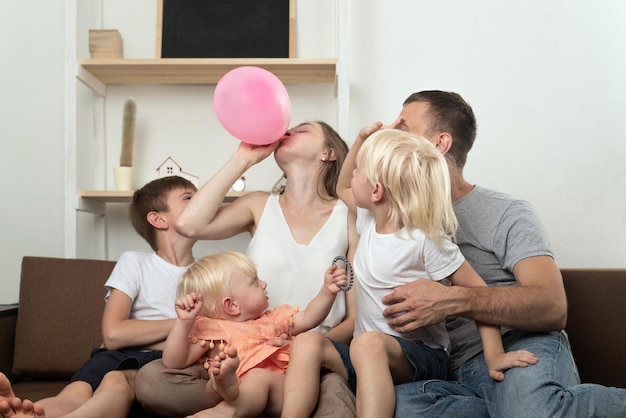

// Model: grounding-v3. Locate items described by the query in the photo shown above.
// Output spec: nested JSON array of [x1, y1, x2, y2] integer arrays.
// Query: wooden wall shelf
[[79, 190, 246, 203], [79, 58, 337, 85]]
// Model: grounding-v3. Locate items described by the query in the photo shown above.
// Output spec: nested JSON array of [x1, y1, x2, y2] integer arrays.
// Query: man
[[381, 90, 626, 417]]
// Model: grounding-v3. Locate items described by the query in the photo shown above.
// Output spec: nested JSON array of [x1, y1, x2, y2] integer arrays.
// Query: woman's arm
[[325, 209, 358, 344], [175, 142, 279, 240], [101, 289, 174, 351]]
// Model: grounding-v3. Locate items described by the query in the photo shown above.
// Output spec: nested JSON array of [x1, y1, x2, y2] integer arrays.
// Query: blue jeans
[[394, 330, 626, 418]]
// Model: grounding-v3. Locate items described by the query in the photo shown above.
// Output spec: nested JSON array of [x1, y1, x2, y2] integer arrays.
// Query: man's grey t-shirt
[[447, 186, 553, 369]]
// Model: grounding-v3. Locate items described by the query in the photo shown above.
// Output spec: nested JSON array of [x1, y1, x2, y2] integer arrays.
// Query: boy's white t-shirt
[[105, 251, 189, 320], [353, 208, 464, 352]]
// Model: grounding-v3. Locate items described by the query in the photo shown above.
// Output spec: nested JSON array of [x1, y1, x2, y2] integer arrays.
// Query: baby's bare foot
[[209, 346, 240, 402]]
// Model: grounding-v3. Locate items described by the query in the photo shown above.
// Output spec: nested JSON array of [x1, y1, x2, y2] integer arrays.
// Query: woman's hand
[[234, 138, 281, 167]]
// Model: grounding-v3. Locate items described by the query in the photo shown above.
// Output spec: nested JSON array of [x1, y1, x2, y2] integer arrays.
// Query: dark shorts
[[331, 335, 450, 392], [70, 347, 163, 391], [330, 339, 357, 391], [392, 336, 451, 382]]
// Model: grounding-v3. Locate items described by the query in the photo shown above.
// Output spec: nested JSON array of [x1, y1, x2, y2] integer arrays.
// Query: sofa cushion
[[12, 256, 115, 379], [562, 268, 626, 388]]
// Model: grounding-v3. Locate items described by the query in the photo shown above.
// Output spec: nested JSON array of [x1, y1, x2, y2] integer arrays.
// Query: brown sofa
[[0, 256, 151, 417], [1, 257, 625, 418]]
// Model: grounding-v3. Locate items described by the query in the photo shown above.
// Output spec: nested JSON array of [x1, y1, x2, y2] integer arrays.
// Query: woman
[[134, 121, 357, 417]]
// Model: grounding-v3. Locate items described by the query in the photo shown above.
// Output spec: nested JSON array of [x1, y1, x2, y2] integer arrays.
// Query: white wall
[[1, 0, 624, 304], [347, 0, 626, 268], [0, 1, 66, 304]]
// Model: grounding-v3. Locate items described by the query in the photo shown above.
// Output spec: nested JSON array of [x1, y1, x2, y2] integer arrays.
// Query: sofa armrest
[[0, 304, 18, 379], [562, 268, 626, 388], [12, 257, 115, 379]]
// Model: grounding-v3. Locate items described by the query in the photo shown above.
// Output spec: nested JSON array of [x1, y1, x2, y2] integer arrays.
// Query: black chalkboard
[[158, 0, 294, 59]]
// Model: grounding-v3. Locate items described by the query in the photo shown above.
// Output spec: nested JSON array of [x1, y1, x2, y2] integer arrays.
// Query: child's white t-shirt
[[105, 251, 189, 321], [353, 208, 464, 352]]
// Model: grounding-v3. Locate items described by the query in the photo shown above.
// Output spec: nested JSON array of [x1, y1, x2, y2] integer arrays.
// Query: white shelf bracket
[[77, 65, 107, 97], [77, 197, 107, 216]]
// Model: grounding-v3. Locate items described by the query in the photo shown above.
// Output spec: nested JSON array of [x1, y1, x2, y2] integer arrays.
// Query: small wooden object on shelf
[[89, 30, 123, 59]]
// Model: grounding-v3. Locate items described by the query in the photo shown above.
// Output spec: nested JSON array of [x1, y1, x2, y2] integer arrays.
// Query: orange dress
[[189, 304, 298, 378]]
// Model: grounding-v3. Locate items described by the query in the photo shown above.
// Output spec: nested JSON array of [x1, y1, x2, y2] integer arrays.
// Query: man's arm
[[382, 255, 567, 332]]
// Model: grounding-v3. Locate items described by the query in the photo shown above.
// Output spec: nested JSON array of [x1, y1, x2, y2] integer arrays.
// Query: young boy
[[0, 176, 198, 418]]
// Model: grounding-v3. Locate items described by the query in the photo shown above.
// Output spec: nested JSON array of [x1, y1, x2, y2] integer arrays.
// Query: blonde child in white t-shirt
[[281, 128, 538, 418]]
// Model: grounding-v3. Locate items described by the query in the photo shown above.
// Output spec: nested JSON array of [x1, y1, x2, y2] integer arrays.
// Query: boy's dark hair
[[130, 176, 197, 251], [403, 90, 477, 169]]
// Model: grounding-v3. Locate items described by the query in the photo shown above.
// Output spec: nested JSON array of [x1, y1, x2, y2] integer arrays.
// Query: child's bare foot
[[0, 373, 16, 403], [0, 372, 18, 417], [209, 346, 240, 402], [0, 397, 45, 417], [1, 374, 45, 417]]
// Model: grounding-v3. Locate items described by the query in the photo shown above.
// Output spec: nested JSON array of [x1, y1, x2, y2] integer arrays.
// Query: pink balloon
[[214, 66, 291, 145]]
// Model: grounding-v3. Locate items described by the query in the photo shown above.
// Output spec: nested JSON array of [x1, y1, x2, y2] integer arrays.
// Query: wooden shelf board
[[79, 190, 133, 203], [79, 58, 337, 85], [79, 190, 247, 203]]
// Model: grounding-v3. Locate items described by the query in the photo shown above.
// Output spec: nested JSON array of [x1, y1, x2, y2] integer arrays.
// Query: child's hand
[[356, 121, 383, 143], [485, 350, 538, 381], [386, 115, 406, 130], [324, 264, 348, 294], [175, 292, 204, 321], [356, 116, 404, 143]]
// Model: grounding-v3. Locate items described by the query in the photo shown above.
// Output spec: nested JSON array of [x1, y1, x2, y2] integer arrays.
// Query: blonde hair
[[177, 251, 258, 318], [356, 129, 458, 244]]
